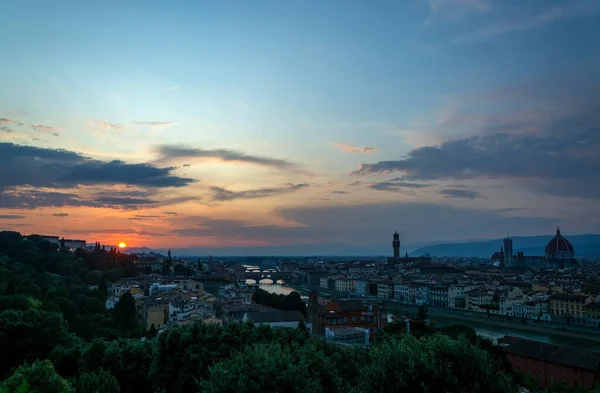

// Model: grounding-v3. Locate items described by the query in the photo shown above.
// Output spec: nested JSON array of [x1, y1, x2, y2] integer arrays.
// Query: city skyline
[[1, 0, 600, 250]]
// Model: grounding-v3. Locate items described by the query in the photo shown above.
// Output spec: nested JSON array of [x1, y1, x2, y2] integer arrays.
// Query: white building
[[355, 280, 368, 297], [242, 310, 305, 330]]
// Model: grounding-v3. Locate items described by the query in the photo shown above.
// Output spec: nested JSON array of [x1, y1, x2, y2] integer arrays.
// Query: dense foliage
[[251, 288, 307, 316], [0, 231, 142, 343]]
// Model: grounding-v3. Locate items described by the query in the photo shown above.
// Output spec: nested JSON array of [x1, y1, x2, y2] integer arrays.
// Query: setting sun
[[118, 242, 126, 248]]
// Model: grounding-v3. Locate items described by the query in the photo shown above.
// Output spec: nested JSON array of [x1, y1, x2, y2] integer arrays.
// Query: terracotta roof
[[545, 227, 575, 255], [502, 338, 600, 372], [329, 300, 368, 312], [551, 294, 590, 302]]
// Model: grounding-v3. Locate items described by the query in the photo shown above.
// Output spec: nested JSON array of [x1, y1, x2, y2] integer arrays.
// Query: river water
[[245, 279, 294, 295]]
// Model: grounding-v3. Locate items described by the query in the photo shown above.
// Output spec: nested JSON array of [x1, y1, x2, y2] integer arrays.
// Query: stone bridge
[[245, 270, 292, 282]]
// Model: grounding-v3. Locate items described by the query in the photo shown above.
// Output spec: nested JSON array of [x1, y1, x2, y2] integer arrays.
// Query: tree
[[6, 278, 15, 295], [0, 309, 75, 377], [148, 324, 157, 338], [416, 306, 427, 321], [75, 369, 120, 393], [297, 320, 308, 333], [1, 360, 74, 393], [113, 292, 137, 332], [98, 273, 108, 298], [199, 342, 344, 393], [357, 335, 514, 393], [197, 259, 203, 271]]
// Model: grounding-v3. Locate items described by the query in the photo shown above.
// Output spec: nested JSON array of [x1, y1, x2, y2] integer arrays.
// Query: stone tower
[[503, 238, 513, 268], [393, 231, 400, 258]]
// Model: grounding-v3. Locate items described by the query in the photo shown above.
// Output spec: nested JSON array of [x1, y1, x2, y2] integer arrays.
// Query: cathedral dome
[[545, 227, 574, 257]]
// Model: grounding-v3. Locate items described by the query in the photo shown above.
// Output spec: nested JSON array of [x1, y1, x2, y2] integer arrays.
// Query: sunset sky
[[1, 0, 599, 252]]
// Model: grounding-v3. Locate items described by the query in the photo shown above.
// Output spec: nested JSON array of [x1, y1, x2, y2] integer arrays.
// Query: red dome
[[545, 227, 574, 256]]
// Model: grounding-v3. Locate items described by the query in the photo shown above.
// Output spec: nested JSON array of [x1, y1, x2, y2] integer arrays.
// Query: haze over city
[[1, 0, 600, 252]]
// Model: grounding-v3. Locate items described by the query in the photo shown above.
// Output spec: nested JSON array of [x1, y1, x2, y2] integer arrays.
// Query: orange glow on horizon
[[118, 242, 126, 248]]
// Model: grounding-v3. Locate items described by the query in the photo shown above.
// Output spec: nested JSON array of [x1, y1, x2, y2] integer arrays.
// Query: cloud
[[0, 190, 93, 209], [453, 0, 597, 44], [93, 196, 157, 206], [353, 113, 600, 199], [0, 143, 195, 190], [210, 183, 309, 201], [368, 180, 430, 193], [334, 142, 377, 154], [134, 122, 178, 127], [163, 211, 178, 215], [31, 124, 58, 135], [332, 190, 350, 195], [52, 213, 69, 217], [0, 118, 23, 126], [91, 120, 124, 130], [0, 215, 25, 219], [0, 126, 15, 133], [129, 214, 162, 220], [427, 0, 491, 23], [62, 228, 169, 237], [155, 145, 302, 172], [439, 188, 482, 199]]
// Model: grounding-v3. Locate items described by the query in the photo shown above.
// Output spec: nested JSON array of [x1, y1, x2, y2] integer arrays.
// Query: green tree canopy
[[199, 342, 344, 393], [0, 360, 73, 393]]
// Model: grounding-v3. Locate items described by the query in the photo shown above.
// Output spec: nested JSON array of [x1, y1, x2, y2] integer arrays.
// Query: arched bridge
[[245, 271, 292, 282]]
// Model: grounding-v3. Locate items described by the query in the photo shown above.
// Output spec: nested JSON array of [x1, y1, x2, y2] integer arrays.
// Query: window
[[374, 327, 377, 333], [352, 316, 357, 322], [343, 317, 348, 323], [361, 315, 365, 321]]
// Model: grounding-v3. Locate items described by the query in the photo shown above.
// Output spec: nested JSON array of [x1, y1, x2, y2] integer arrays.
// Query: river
[[245, 278, 295, 295]]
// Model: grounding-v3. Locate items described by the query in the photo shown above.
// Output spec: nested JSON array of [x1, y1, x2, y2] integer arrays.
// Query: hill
[[409, 234, 600, 258]]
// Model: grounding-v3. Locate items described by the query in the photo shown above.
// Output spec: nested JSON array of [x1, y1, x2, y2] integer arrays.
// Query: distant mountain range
[[119, 234, 600, 258], [409, 234, 600, 258]]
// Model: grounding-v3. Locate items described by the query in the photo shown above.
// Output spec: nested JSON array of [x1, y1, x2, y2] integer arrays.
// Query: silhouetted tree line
[[0, 231, 142, 343], [252, 288, 307, 316]]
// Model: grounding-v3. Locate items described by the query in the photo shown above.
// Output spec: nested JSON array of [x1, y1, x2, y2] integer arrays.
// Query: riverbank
[[430, 312, 600, 346]]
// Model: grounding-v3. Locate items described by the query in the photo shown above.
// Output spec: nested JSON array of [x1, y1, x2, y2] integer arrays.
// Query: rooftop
[[500, 338, 600, 372]]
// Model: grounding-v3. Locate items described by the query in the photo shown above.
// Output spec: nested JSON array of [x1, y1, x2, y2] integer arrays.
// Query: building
[[394, 283, 414, 304], [376, 280, 394, 300], [429, 285, 449, 308], [146, 305, 167, 330], [503, 238, 513, 267], [387, 231, 432, 267], [320, 276, 329, 289], [465, 289, 493, 312], [325, 326, 369, 347], [499, 337, 600, 389], [316, 299, 387, 342], [355, 280, 368, 297], [233, 264, 246, 282], [584, 302, 600, 328], [334, 277, 356, 293], [545, 227, 576, 268], [550, 294, 593, 324], [491, 227, 577, 269], [242, 310, 305, 329], [414, 284, 430, 306]]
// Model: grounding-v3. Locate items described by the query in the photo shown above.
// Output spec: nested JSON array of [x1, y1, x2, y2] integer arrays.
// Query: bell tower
[[393, 231, 400, 258]]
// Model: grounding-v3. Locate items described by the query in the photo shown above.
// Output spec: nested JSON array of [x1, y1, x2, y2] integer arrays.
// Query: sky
[[1, 0, 599, 253]]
